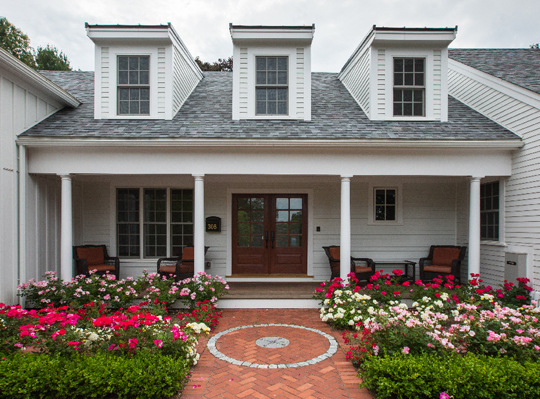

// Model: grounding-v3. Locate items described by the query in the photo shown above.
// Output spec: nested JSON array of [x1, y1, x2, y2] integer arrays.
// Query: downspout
[[17, 144, 27, 307]]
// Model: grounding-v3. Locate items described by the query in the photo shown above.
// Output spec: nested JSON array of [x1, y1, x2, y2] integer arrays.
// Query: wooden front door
[[232, 194, 307, 275]]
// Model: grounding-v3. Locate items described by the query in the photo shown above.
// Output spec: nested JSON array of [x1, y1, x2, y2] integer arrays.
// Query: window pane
[[276, 236, 288, 247], [290, 198, 302, 209], [386, 206, 396, 221], [277, 88, 287, 101], [375, 190, 385, 205], [130, 102, 139, 114], [386, 190, 396, 205], [290, 211, 302, 222], [267, 88, 277, 101], [267, 101, 276, 114], [251, 235, 264, 247], [290, 223, 302, 234], [414, 103, 423, 116], [140, 57, 149, 70], [276, 223, 288, 234], [290, 236, 302, 247], [404, 59, 414, 72], [404, 73, 414, 86], [276, 198, 288, 209], [118, 56, 129, 70], [118, 71, 128, 85], [256, 57, 266, 71], [257, 101, 266, 114], [140, 71, 149, 85], [403, 103, 412, 115], [394, 59, 403, 72], [129, 70, 139, 85], [375, 206, 385, 220], [140, 101, 150, 114], [119, 101, 129, 114], [252, 223, 264, 235], [252, 210, 264, 222], [251, 198, 264, 209], [267, 71, 277, 84], [276, 211, 289, 222], [404, 90, 412, 102], [267, 58, 277, 70], [130, 89, 140, 100], [415, 73, 424, 86], [415, 59, 424, 72], [256, 89, 266, 100], [277, 57, 287, 70], [278, 102, 287, 115], [129, 57, 139, 70], [257, 71, 266, 85], [278, 72, 287, 85], [393, 103, 402, 116], [394, 73, 403, 86], [238, 236, 249, 247]]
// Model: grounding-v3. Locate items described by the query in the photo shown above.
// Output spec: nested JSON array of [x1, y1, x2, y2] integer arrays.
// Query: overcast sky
[[3, 0, 539, 72]]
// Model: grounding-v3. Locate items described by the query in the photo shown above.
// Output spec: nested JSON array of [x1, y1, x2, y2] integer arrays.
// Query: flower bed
[[18, 270, 229, 312], [0, 271, 229, 398], [314, 272, 539, 398]]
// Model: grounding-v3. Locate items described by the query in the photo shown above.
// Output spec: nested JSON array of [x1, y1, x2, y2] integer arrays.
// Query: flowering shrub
[[0, 302, 210, 363], [18, 270, 229, 311], [177, 300, 222, 330], [178, 272, 229, 310]]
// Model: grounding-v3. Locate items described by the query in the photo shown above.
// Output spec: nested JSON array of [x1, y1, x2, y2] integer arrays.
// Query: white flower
[[348, 320, 355, 326]]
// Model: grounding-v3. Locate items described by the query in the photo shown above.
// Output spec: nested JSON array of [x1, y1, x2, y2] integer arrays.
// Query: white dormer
[[86, 23, 203, 120], [339, 26, 457, 122], [230, 24, 315, 121]]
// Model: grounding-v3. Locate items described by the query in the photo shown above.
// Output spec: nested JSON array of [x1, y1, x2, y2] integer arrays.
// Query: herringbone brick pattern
[[182, 309, 374, 399]]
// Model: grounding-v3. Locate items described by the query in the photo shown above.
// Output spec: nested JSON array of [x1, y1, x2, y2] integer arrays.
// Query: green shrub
[[359, 352, 540, 399], [0, 350, 191, 399]]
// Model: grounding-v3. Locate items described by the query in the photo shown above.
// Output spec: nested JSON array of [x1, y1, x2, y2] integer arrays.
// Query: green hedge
[[359, 353, 540, 399], [0, 350, 191, 399]]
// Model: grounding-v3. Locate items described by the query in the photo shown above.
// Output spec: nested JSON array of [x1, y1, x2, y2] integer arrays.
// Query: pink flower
[[128, 338, 138, 349], [67, 341, 80, 350], [440, 393, 450, 399], [401, 346, 410, 355], [153, 339, 163, 348], [108, 344, 116, 351]]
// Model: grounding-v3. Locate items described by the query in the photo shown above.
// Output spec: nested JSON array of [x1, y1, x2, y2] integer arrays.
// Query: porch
[[14, 140, 515, 305]]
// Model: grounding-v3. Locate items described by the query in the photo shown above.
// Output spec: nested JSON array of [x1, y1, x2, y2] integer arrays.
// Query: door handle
[[265, 231, 269, 248], [271, 231, 275, 249]]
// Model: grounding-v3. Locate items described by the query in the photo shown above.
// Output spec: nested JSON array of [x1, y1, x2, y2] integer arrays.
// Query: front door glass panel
[[236, 197, 265, 247]]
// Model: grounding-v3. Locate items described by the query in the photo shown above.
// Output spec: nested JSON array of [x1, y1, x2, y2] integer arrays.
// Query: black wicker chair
[[157, 246, 209, 282], [322, 246, 375, 282], [73, 245, 120, 280], [419, 245, 467, 284]]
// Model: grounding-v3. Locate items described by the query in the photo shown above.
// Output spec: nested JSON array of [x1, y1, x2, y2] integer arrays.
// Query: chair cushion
[[423, 265, 452, 274], [76, 247, 105, 266], [182, 247, 195, 261], [159, 265, 177, 274], [432, 247, 461, 267], [328, 247, 340, 260], [355, 266, 372, 273], [88, 264, 116, 272], [179, 263, 194, 273]]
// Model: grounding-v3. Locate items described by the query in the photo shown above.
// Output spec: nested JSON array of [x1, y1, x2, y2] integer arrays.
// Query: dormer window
[[393, 58, 425, 117], [117, 56, 150, 115], [256, 56, 288, 115]]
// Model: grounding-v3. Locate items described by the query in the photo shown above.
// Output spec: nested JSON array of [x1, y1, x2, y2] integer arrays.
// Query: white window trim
[[367, 182, 403, 225], [247, 47, 298, 120], [112, 186, 194, 259], [480, 177, 505, 244], [384, 49, 435, 121], [107, 47, 158, 119]]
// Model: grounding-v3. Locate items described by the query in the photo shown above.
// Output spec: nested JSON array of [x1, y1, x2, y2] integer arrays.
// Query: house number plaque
[[206, 216, 221, 232]]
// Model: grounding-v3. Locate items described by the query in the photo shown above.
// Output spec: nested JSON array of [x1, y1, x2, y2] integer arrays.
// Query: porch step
[[216, 282, 321, 309], [218, 298, 320, 309]]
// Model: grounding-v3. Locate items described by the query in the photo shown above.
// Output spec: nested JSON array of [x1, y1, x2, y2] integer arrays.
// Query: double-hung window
[[256, 56, 288, 115], [393, 58, 425, 117], [480, 181, 499, 240], [117, 56, 150, 115], [374, 188, 397, 221], [117, 188, 193, 258]]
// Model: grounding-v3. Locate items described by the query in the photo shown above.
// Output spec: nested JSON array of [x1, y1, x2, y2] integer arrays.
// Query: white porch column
[[193, 174, 205, 275], [468, 176, 483, 277], [59, 174, 73, 281], [340, 175, 352, 280], [18, 145, 27, 299]]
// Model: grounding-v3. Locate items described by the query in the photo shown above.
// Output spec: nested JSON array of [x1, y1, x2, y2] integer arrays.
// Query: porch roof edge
[[16, 137, 524, 149]]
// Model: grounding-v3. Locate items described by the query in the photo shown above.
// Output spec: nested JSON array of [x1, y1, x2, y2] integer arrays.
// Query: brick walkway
[[181, 309, 374, 399]]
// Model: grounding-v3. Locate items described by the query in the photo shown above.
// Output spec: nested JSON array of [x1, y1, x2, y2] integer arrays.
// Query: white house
[[1, 23, 538, 306]]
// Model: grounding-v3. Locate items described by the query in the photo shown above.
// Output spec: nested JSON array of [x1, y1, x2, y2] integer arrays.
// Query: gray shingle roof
[[449, 49, 540, 95], [22, 71, 518, 141]]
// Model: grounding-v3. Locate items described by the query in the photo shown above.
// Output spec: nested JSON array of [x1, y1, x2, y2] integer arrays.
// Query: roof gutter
[[16, 137, 524, 149], [0, 48, 80, 108]]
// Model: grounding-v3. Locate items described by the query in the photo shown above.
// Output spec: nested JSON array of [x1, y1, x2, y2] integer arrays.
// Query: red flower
[[392, 269, 404, 277]]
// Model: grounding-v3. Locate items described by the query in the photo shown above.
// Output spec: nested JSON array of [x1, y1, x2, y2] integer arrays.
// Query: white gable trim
[[449, 59, 540, 111]]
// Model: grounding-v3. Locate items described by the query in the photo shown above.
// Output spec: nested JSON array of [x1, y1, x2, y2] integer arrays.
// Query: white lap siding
[[450, 65, 540, 289]]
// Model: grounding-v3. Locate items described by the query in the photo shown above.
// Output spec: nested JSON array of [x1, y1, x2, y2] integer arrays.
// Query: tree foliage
[[35, 45, 71, 70], [0, 17, 72, 70], [195, 56, 233, 71], [0, 16, 35, 67]]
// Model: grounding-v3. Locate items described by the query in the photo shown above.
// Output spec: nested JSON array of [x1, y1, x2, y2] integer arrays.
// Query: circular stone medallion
[[255, 336, 290, 349]]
